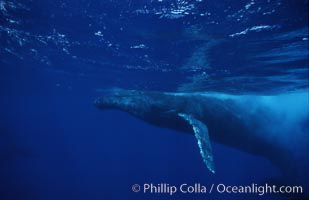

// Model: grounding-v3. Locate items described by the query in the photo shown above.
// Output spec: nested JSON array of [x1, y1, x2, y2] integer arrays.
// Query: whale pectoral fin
[[178, 113, 215, 174]]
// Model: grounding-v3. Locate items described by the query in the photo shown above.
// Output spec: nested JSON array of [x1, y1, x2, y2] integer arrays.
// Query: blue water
[[0, 0, 308, 199]]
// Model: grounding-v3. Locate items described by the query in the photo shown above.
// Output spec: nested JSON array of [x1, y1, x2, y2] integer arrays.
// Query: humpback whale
[[94, 89, 308, 175]]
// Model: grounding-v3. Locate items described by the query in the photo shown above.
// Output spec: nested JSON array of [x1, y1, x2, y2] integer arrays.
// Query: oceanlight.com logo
[[131, 183, 303, 196]]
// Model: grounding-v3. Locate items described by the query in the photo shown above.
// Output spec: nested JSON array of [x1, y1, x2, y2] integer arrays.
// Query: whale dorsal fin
[[178, 113, 215, 174]]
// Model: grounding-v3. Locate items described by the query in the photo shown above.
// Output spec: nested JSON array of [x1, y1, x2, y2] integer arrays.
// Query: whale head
[[94, 88, 192, 132], [94, 89, 155, 113]]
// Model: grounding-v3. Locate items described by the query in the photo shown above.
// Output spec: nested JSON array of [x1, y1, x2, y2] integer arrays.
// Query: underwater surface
[[0, 0, 308, 199]]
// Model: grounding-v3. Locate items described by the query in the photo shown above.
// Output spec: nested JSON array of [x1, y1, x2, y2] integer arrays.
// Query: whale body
[[94, 89, 308, 175]]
